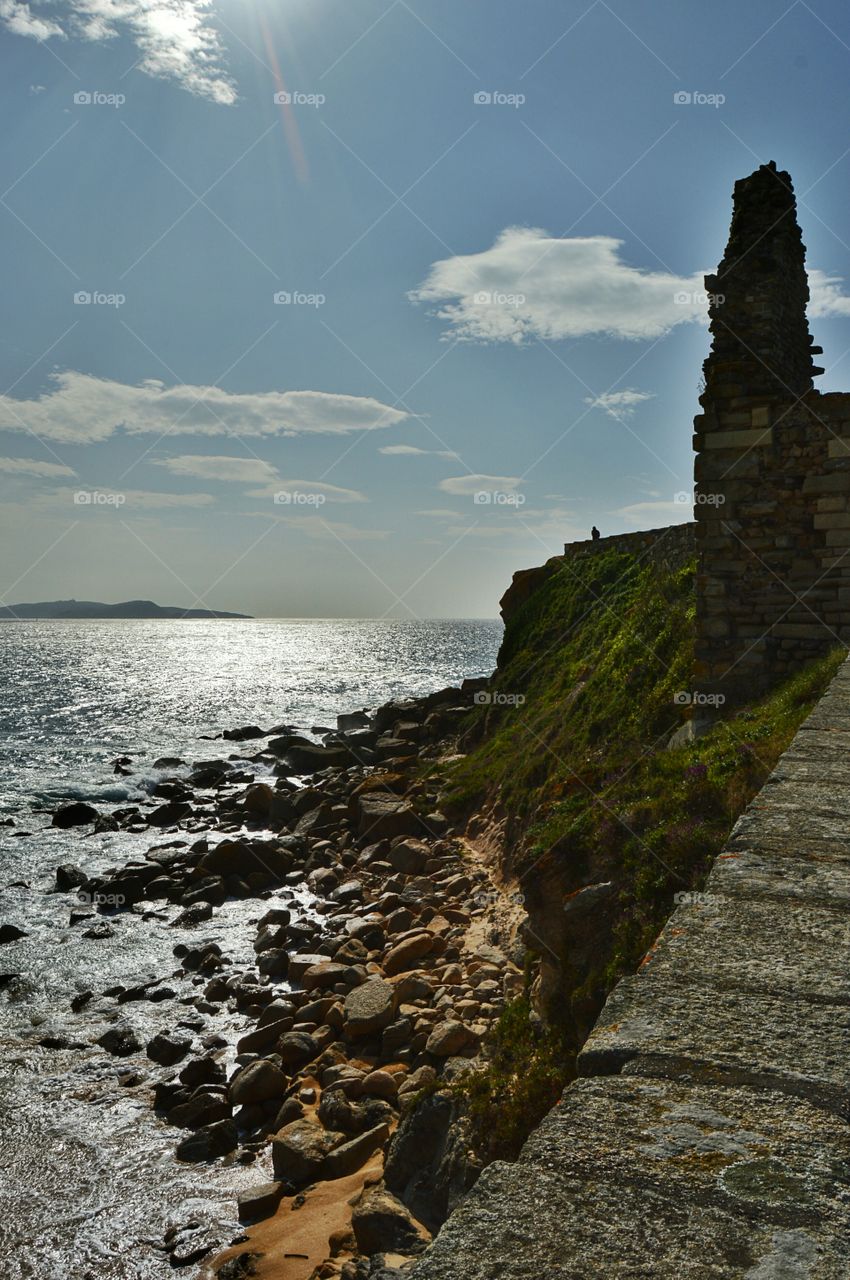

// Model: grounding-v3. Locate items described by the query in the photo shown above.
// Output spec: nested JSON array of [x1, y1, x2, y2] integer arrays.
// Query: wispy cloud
[[584, 389, 655, 420], [439, 474, 523, 496], [0, 372, 409, 445], [411, 228, 850, 343], [613, 498, 692, 527], [378, 444, 458, 459], [1, 0, 236, 103], [154, 454, 366, 503], [0, 455, 76, 477], [263, 514, 387, 541]]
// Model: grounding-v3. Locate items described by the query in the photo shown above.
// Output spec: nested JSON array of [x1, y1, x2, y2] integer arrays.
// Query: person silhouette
[[591, 525, 601, 541]]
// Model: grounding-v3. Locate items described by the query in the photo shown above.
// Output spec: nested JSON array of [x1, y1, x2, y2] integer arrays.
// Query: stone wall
[[411, 656, 850, 1278], [695, 162, 850, 706]]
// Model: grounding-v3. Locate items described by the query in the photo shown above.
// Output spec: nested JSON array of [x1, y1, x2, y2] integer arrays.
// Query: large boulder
[[344, 979, 396, 1037], [237, 1181, 286, 1222], [351, 1184, 428, 1255], [55, 863, 86, 891], [52, 802, 99, 828], [96, 1023, 142, 1057], [388, 840, 429, 875], [383, 932, 436, 976], [199, 839, 292, 881], [284, 744, 352, 774], [175, 1118, 238, 1162], [229, 1058, 287, 1106], [426, 1021, 480, 1057], [338, 710, 370, 733], [277, 1031, 319, 1068], [322, 1123, 390, 1179], [147, 1031, 192, 1066], [357, 795, 422, 840], [384, 1093, 478, 1231], [146, 800, 192, 828], [271, 1119, 341, 1184]]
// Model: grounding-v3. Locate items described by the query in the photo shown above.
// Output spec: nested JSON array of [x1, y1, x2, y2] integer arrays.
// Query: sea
[[0, 618, 501, 1280]]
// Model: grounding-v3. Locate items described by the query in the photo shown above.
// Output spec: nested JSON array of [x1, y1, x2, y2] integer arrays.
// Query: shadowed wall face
[[695, 162, 850, 705]]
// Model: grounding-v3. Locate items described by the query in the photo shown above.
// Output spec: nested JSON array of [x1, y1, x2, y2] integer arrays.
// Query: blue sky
[[3, 0, 850, 617]]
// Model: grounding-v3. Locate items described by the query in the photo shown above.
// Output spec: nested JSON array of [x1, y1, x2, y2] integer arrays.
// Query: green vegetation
[[454, 997, 574, 1163], [444, 544, 844, 1030]]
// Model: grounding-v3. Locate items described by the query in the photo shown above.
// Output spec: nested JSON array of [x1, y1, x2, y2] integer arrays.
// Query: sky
[[3, 0, 850, 617]]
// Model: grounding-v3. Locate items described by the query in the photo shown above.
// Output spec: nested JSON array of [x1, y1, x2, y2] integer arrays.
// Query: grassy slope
[[440, 547, 844, 1160]]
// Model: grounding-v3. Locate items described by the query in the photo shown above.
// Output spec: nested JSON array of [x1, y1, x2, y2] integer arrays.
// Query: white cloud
[[439, 474, 523, 496], [411, 228, 850, 344], [416, 508, 461, 518], [0, 455, 75, 477], [808, 269, 850, 318], [584, 389, 655, 420], [0, 372, 409, 445], [155, 455, 278, 484], [1, 0, 61, 39], [2, 0, 236, 103]]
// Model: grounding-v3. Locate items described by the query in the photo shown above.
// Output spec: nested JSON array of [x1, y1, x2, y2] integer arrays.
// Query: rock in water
[[146, 1031, 192, 1066], [96, 1023, 143, 1057], [52, 802, 99, 828], [55, 863, 86, 891], [175, 1119, 238, 1162]]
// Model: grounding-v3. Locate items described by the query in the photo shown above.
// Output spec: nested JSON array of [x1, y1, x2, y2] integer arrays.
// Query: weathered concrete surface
[[412, 658, 850, 1277], [413, 1079, 850, 1279]]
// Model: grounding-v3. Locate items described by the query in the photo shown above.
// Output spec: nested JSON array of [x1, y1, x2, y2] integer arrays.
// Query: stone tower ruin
[[694, 160, 850, 706]]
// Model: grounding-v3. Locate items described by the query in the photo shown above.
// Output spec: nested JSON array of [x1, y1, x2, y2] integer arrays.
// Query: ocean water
[[0, 618, 501, 1280]]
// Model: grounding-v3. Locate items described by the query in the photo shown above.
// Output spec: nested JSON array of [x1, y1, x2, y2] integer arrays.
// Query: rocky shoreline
[[41, 674, 527, 1279]]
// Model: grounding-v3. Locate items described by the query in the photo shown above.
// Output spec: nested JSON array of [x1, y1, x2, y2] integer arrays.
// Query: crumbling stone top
[[703, 161, 820, 401]]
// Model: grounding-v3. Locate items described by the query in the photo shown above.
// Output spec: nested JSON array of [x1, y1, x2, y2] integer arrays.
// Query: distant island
[[0, 599, 251, 620]]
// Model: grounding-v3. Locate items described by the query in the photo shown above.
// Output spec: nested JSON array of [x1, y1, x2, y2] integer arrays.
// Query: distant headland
[[0, 599, 251, 619]]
